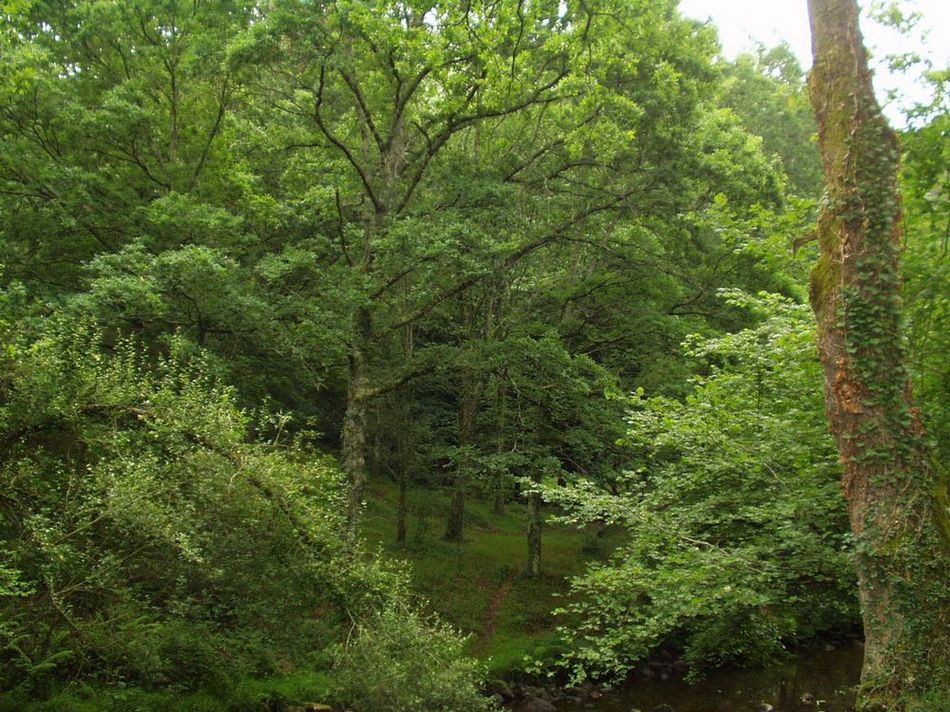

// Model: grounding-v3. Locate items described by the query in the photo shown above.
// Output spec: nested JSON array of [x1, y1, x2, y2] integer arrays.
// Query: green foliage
[[546, 291, 857, 681], [901, 100, 950, 462], [719, 44, 823, 198], [0, 312, 488, 710], [2, 0, 927, 702], [332, 604, 497, 712]]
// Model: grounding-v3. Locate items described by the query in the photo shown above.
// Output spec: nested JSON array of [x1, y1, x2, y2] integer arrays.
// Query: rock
[[486, 679, 514, 701], [649, 661, 674, 678], [523, 685, 550, 700], [757, 705, 775, 712], [520, 696, 558, 712], [566, 685, 588, 701]]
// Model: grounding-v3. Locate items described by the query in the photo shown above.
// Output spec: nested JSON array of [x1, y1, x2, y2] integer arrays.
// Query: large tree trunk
[[342, 306, 372, 531], [806, 1, 950, 708]]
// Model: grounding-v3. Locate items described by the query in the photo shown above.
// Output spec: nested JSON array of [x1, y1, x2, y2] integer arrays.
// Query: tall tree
[[806, 0, 950, 708]]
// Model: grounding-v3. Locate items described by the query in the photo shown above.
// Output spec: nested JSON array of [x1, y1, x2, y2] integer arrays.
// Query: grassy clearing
[[360, 477, 624, 677]]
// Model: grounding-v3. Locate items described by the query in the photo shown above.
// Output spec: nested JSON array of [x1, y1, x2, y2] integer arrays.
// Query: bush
[[332, 604, 497, 712], [0, 316, 489, 710]]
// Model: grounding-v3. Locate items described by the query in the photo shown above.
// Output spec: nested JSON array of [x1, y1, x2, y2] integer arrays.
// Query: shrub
[[0, 316, 489, 710], [332, 604, 497, 712]]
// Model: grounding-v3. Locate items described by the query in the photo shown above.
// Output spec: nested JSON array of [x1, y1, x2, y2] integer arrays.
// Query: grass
[[360, 476, 625, 677], [0, 671, 334, 712]]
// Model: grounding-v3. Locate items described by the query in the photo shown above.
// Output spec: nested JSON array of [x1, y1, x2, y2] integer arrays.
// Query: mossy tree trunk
[[806, 1, 950, 708], [342, 305, 373, 530], [525, 474, 543, 578], [444, 372, 480, 542]]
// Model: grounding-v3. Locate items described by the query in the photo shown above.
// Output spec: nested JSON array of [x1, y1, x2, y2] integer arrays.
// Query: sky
[[677, 0, 950, 122]]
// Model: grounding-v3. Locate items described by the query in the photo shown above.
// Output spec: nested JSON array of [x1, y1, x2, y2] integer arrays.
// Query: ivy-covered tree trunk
[[806, 0, 950, 708]]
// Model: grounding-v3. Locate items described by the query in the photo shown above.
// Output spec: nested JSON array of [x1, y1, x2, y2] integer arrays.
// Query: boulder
[[486, 679, 514, 701], [520, 696, 558, 712], [523, 685, 550, 700], [565, 685, 588, 701]]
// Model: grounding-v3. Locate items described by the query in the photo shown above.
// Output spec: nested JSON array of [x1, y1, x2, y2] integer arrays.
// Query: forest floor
[[360, 477, 626, 677]]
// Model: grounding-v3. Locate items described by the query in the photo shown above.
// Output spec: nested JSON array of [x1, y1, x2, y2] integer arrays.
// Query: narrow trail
[[477, 569, 519, 652]]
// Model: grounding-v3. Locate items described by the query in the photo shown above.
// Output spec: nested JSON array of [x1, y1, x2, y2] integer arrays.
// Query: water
[[553, 644, 863, 712]]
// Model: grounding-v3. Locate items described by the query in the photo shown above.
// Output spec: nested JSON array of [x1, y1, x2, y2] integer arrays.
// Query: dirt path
[[476, 569, 519, 652]]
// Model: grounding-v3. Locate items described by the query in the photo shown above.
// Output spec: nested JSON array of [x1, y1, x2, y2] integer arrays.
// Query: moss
[[933, 465, 950, 549]]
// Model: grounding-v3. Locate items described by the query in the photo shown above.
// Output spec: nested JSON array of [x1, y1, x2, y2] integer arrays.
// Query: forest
[[0, 0, 947, 711]]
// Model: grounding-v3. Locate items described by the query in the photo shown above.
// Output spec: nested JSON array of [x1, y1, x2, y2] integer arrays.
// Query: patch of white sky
[[677, 0, 950, 125]]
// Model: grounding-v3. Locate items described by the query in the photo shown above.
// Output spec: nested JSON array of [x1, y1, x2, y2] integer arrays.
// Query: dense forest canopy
[[0, 1, 946, 711]]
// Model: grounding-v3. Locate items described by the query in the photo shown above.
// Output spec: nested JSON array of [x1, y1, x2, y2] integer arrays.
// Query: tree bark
[[493, 379, 507, 515], [342, 305, 372, 531], [525, 474, 543, 577], [525, 490, 542, 578], [396, 473, 408, 544], [806, 1, 950, 707], [444, 468, 466, 542], [444, 374, 479, 542]]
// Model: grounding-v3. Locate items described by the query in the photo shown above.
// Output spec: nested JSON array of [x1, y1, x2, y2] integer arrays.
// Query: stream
[[532, 643, 863, 712]]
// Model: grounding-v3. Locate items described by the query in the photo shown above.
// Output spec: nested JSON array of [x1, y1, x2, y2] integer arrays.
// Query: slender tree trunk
[[493, 378, 507, 515], [525, 478, 542, 578], [395, 325, 414, 545], [444, 468, 466, 542], [493, 480, 506, 515], [807, 1, 950, 707], [396, 473, 408, 544], [445, 375, 478, 542], [342, 306, 372, 531]]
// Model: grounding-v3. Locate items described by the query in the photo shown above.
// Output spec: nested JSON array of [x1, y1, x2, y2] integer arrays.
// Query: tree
[[547, 291, 855, 681], [806, 0, 950, 707], [718, 43, 822, 198], [230, 0, 597, 529]]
